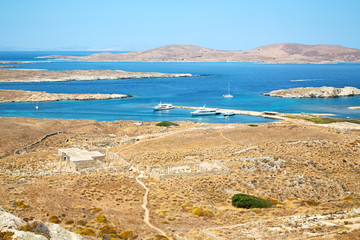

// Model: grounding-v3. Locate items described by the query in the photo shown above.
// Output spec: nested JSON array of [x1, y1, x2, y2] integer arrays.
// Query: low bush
[[13, 200, 28, 209], [0, 231, 14, 240], [49, 216, 61, 224], [98, 225, 117, 239], [232, 193, 274, 209], [74, 228, 96, 236], [299, 199, 320, 206], [19, 221, 51, 239], [191, 207, 213, 217], [119, 230, 135, 239], [156, 121, 179, 127], [77, 220, 87, 226], [65, 220, 74, 225], [96, 214, 108, 223], [154, 235, 169, 240]]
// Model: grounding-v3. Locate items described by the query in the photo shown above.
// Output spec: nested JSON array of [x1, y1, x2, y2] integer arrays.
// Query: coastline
[[0, 68, 192, 83], [0, 89, 131, 103]]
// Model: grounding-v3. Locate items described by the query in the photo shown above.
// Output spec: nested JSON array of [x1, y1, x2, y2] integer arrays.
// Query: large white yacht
[[191, 105, 221, 116], [153, 102, 174, 111]]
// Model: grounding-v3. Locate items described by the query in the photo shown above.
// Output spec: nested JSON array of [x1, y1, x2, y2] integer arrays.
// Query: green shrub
[[232, 193, 274, 209], [248, 124, 258, 127], [156, 121, 179, 127]]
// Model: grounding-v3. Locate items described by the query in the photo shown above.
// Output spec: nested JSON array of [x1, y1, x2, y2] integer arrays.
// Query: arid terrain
[[0, 116, 360, 239], [38, 43, 360, 63], [0, 89, 131, 103], [0, 68, 192, 83]]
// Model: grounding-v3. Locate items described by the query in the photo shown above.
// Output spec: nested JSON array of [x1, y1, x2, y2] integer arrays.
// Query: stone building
[[58, 148, 105, 171]]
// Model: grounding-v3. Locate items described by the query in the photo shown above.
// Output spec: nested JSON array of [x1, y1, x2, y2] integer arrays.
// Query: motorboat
[[191, 105, 221, 116], [224, 111, 235, 117], [223, 82, 233, 98], [153, 102, 174, 111]]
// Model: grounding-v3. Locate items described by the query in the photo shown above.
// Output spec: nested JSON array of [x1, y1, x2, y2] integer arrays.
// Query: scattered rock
[[0, 206, 83, 240]]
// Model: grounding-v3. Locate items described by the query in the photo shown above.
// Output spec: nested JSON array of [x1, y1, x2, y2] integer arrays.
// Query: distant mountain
[[38, 43, 360, 63]]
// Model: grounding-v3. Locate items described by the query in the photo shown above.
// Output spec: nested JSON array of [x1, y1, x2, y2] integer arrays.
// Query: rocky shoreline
[[0, 68, 192, 83], [264, 86, 360, 98], [0, 89, 131, 103]]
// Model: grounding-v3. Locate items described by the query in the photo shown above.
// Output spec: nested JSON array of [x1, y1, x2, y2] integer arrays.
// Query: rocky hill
[[264, 86, 360, 98], [0, 89, 131, 103], [38, 43, 360, 63]]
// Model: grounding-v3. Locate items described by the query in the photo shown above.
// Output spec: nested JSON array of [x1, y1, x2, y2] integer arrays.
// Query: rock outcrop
[[0, 89, 131, 103], [264, 86, 360, 98], [0, 68, 192, 83], [348, 106, 360, 110], [0, 206, 82, 240]]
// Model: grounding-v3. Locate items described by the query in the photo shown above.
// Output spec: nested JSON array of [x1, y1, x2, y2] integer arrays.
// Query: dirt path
[[136, 172, 169, 239]]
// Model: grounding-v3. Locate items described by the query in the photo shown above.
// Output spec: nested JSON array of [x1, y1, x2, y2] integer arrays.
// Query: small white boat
[[224, 111, 235, 117], [153, 102, 174, 111], [191, 105, 221, 116], [35, 104, 39, 110], [223, 82, 233, 98]]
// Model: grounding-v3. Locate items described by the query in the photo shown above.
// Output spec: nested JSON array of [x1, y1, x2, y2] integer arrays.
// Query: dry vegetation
[[0, 117, 360, 239]]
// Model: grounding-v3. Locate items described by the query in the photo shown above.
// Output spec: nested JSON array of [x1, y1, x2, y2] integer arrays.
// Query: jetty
[[175, 106, 335, 120]]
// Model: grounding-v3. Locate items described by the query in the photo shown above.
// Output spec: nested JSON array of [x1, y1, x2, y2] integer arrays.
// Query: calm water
[[0, 51, 359, 123]]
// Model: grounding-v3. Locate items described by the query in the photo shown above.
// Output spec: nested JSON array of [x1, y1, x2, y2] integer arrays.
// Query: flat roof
[[59, 148, 104, 162]]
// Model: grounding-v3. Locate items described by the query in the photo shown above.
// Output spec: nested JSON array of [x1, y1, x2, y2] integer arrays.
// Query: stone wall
[[105, 150, 132, 170], [147, 161, 230, 181]]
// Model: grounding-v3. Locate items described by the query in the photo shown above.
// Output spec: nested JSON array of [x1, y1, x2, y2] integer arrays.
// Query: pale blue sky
[[1, 0, 360, 51]]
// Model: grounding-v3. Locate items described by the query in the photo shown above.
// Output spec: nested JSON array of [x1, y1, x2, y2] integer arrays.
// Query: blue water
[[0, 51, 359, 123]]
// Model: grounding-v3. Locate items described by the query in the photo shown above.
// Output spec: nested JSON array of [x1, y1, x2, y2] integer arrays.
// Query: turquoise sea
[[0, 51, 359, 123]]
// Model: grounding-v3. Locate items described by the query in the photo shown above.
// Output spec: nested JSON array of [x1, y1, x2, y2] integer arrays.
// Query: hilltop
[[38, 43, 360, 63]]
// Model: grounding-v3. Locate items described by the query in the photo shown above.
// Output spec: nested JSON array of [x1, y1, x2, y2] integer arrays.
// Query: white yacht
[[223, 82, 233, 98], [153, 102, 174, 111], [224, 111, 235, 117], [191, 105, 221, 116]]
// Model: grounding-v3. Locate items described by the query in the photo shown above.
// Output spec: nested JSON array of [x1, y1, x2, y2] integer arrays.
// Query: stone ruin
[[147, 161, 230, 181], [58, 148, 105, 171]]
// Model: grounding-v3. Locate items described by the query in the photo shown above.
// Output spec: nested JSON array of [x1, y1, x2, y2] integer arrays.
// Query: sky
[[1, 0, 360, 51]]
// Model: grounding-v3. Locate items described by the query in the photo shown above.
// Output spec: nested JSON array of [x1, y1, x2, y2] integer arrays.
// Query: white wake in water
[[290, 79, 323, 82]]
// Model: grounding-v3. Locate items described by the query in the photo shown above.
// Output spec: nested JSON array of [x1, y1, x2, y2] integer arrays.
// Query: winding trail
[[135, 172, 169, 239]]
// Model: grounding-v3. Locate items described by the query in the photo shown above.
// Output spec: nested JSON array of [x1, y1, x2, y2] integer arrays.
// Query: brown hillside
[[37, 43, 360, 63]]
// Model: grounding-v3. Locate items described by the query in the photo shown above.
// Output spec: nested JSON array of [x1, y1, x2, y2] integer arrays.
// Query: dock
[[174, 106, 335, 120]]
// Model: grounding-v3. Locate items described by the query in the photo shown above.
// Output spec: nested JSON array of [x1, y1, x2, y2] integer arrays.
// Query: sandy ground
[[0, 117, 359, 239]]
